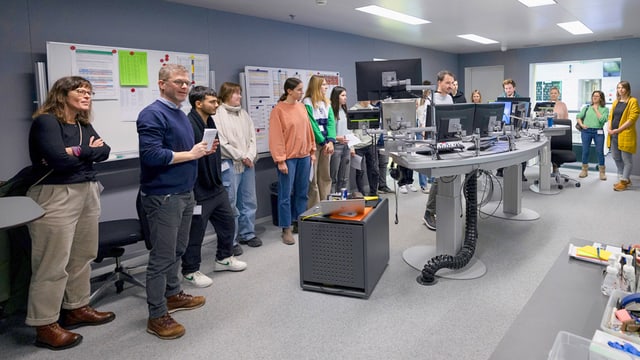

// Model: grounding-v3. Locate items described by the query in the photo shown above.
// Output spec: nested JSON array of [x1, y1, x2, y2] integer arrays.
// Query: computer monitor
[[355, 59, 422, 101], [346, 108, 380, 130], [434, 104, 476, 142], [496, 96, 531, 118], [533, 101, 555, 113], [490, 102, 512, 125], [381, 99, 416, 131], [473, 103, 504, 137]]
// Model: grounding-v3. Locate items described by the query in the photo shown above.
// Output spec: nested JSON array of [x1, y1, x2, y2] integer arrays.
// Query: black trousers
[[182, 188, 235, 274]]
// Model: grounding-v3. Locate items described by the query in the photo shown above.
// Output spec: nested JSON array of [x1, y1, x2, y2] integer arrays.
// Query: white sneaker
[[408, 184, 418, 192], [214, 256, 247, 272], [183, 271, 213, 288], [399, 185, 408, 194]]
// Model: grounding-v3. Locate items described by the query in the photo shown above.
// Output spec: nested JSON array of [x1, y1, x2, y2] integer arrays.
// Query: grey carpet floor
[[1, 165, 637, 360]]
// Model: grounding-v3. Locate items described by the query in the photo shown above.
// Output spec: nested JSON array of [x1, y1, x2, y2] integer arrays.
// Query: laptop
[[310, 199, 366, 217]]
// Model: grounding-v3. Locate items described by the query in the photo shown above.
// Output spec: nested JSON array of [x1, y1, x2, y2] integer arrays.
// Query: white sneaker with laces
[[214, 256, 247, 272], [399, 185, 408, 194], [183, 271, 213, 288], [408, 184, 418, 192]]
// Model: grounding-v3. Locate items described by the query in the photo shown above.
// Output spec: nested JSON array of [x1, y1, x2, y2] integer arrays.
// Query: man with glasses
[[137, 64, 211, 340]]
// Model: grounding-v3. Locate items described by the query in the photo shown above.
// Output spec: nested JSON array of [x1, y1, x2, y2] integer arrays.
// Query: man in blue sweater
[[137, 64, 212, 340]]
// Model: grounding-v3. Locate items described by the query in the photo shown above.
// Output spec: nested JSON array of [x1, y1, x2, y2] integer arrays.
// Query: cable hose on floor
[[417, 170, 478, 285]]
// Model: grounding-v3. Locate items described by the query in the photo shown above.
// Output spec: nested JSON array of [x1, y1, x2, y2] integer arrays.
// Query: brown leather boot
[[599, 165, 607, 180], [579, 164, 588, 178], [166, 291, 205, 313], [614, 179, 631, 191], [282, 227, 295, 245], [60, 305, 115, 329], [35, 323, 82, 350], [147, 313, 185, 340]]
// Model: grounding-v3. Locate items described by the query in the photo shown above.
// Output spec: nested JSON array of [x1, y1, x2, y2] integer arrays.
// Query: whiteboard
[[46, 41, 209, 161], [241, 66, 341, 154]]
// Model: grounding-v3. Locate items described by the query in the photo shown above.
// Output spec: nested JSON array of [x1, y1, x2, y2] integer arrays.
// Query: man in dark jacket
[[451, 79, 467, 104], [181, 86, 247, 289]]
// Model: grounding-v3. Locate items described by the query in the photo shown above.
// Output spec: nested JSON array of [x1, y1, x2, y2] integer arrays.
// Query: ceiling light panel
[[557, 21, 593, 35], [457, 34, 499, 45], [518, 0, 556, 7], [355, 5, 430, 25]]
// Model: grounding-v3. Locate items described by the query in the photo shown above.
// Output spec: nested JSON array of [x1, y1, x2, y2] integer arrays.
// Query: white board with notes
[[46, 41, 209, 161], [241, 66, 341, 154]]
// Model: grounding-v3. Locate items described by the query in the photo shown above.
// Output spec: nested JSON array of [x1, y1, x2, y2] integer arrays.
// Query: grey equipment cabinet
[[298, 198, 389, 299]]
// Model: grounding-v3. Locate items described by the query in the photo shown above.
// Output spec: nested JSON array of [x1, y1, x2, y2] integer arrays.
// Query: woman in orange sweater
[[269, 78, 316, 244]]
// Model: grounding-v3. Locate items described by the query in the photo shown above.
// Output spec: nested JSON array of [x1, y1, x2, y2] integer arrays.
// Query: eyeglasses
[[74, 89, 95, 96], [168, 79, 192, 87]]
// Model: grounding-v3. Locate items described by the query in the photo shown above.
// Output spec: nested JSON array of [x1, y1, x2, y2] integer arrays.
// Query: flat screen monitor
[[496, 96, 531, 118], [533, 101, 555, 113], [473, 103, 504, 137], [434, 104, 476, 142], [381, 99, 416, 131], [355, 59, 422, 101], [489, 102, 511, 124], [346, 109, 380, 130]]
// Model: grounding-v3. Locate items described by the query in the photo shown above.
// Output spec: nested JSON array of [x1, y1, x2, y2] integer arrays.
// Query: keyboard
[[436, 141, 465, 152], [467, 141, 495, 151]]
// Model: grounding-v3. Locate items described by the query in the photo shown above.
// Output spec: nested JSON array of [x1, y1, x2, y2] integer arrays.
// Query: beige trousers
[[25, 182, 100, 326], [307, 144, 332, 208]]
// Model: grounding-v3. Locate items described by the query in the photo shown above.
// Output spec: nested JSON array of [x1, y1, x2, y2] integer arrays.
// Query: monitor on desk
[[347, 108, 380, 130], [434, 104, 475, 142], [496, 97, 531, 119], [490, 101, 512, 125], [474, 103, 504, 137], [381, 99, 417, 131], [355, 59, 422, 101]]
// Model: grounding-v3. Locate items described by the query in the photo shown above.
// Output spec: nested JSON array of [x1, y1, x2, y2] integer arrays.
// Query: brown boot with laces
[[35, 323, 82, 350], [282, 227, 295, 245], [147, 313, 185, 340]]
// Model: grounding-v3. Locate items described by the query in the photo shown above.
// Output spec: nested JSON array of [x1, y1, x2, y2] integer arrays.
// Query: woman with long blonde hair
[[303, 75, 336, 207]]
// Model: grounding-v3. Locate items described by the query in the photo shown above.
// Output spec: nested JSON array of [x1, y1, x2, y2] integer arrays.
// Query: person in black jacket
[[26, 76, 114, 350], [181, 86, 247, 288]]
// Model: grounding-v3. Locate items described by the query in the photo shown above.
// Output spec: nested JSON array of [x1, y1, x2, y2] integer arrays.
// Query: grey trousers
[[141, 191, 195, 319]]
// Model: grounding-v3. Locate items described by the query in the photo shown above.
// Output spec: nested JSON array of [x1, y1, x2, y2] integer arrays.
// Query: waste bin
[[270, 182, 279, 226]]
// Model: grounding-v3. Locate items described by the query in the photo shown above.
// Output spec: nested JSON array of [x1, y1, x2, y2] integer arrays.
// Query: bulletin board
[[241, 66, 341, 154], [46, 41, 209, 161]]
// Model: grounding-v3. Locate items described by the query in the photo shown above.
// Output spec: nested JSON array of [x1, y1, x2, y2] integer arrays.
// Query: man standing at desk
[[137, 64, 210, 340], [423, 70, 455, 230]]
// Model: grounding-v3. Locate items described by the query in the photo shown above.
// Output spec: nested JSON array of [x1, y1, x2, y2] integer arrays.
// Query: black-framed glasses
[[74, 89, 95, 96], [169, 79, 192, 87]]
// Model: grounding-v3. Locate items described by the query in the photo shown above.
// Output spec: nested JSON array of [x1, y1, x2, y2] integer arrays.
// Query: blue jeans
[[141, 191, 195, 319], [277, 156, 311, 228], [580, 128, 605, 165], [415, 132, 428, 188], [222, 160, 257, 244]]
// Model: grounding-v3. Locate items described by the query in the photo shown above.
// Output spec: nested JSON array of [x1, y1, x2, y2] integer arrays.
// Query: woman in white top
[[215, 82, 261, 250], [329, 86, 355, 193]]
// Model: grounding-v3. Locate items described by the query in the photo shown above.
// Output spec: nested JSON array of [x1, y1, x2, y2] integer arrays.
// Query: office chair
[[89, 218, 146, 304], [550, 119, 581, 189]]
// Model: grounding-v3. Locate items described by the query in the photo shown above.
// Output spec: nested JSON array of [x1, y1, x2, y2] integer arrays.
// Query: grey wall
[[1, 0, 456, 221]]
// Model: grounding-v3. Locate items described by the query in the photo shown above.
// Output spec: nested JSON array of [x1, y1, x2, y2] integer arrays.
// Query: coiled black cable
[[417, 170, 478, 285]]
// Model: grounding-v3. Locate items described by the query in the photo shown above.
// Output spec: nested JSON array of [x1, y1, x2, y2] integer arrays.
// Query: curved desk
[[391, 138, 547, 279], [0, 196, 45, 230]]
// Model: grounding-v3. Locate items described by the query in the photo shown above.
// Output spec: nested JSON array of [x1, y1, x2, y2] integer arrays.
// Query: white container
[[548, 331, 635, 360], [600, 290, 640, 345]]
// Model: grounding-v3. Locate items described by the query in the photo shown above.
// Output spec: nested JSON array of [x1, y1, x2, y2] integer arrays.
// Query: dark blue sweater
[[137, 100, 196, 195]]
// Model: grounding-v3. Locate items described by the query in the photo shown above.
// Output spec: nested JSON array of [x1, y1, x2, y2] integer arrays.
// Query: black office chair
[[550, 119, 581, 189], [90, 218, 146, 304]]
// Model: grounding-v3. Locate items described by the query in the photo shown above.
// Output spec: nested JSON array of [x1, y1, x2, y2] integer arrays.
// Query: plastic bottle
[[623, 255, 636, 292], [602, 264, 619, 296]]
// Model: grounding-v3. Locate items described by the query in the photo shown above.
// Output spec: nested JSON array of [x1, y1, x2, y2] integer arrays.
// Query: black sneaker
[[423, 211, 436, 231], [239, 236, 262, 248], [378, 186, 393, 194], [232, 244, 243, 256]]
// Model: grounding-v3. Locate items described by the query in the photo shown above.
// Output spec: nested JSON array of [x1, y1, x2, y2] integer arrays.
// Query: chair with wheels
[[550, 118, 581, 189], [90, 218, 146, 304]]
